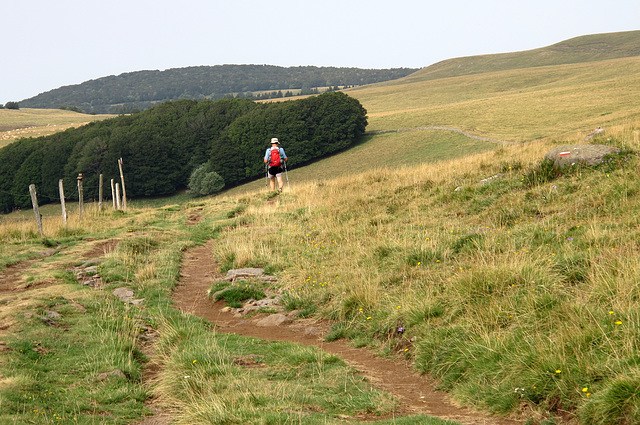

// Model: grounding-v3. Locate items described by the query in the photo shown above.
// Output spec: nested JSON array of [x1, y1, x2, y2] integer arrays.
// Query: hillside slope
[[348, 55, 640, 141], [400, 30, 640, 84], [0, 108, 114, 148], [18, 65, 416, 114]]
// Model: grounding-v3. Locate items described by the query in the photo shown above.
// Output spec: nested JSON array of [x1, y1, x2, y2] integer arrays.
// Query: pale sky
[[1, 0, 638, 103]]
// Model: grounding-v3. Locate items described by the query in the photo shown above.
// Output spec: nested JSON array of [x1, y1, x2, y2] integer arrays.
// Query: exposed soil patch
[[185, 207, 203, 225], [78, 238, 120, 260], [170, 240, 524, 425], [0, 239, 119, 293], [0, 239, 119, 331], [0, 254, 54, 295]]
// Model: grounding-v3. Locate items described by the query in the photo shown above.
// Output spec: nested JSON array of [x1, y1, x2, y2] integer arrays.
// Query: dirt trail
[[172, 240, 524, 425], [0, 239, 117, 296], [0, 237, 523, 424]]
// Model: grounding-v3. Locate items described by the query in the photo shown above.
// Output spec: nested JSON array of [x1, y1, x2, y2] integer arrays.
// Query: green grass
[[0, 292, 148, 424], [206, 125, 640, 424], [211, 282, 267, 308], [0, 197, 455, 424], [403, 30, 640, 82], [223, 129, 499, 196], [152, 315, 405, 424], [347, 55, 640, 141], [2, 32, 640, 424]]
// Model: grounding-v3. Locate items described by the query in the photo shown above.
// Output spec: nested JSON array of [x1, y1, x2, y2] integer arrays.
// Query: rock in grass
[[113, 287, 145, 305], [545, 144, 620, 168], [96, 370, 127, 381], [217, 268, 277, 282]]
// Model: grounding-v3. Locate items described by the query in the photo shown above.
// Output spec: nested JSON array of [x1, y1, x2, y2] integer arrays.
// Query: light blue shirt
[[264, 147, 287, 162]]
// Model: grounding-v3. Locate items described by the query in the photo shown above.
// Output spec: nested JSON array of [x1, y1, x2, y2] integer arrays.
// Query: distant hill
[[346, 30, 640, 141], [397, 30, 640, 84], [18, 65, 417, 114]]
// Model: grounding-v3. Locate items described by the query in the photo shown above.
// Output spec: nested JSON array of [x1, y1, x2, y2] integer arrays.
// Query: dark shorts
[[268, 166, 283, 178]]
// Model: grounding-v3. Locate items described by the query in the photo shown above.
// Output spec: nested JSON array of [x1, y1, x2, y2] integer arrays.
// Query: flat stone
[[215, 268, 278, 283], [255, 313, 291, 327], [80, 259, 102, 268], [113, 287, 135, 300], [545, 144, 620, 168], [96, 370, 127, 381], [83, 265, 99, 274], [226, 268, 265, 279], [45, 311, 61, 319]]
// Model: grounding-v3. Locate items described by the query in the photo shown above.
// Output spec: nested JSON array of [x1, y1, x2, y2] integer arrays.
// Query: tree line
[[0, 102, 19, 109], [0, 92, 367, 213], [19, 65, 416, 114]]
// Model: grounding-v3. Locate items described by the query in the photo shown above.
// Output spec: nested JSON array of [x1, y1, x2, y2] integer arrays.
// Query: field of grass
[[0, 108, 114, 148], [2, 32, 640, 424], [2, 122, 640, 424], [209, 122, 640, 424], [224, 129, 500, 196], [0, 197, 457, 424], [405, 30, 640, 82], [346, 56, 640, 141]]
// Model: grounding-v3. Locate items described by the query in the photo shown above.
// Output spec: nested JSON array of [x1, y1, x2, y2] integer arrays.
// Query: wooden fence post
[[59, 179, 67, 226], [77, 174, 84, 217], [115, 183, 122, 210], [98, 174, 104, 212], [29, 184, 44, 236], [118, 158, 127, 211], [111, 179, 116, 210]]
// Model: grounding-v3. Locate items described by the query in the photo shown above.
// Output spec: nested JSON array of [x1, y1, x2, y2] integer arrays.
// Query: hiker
[[264, 137, 288, 192]]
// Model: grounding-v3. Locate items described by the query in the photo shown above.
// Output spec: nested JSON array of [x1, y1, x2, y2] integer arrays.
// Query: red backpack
[[269, 147, 282, 167]]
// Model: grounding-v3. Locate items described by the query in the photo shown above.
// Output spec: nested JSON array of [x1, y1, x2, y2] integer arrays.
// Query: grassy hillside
[[224, 129, 500, 196], [2, 122, 640, 424], [4, 32, 639, 169], [0, 108, 114, 148], [347, 56, 640, 141], [3, 32, 640, 423], [402, 30, 640, 82], [213, 123, 640, 424]]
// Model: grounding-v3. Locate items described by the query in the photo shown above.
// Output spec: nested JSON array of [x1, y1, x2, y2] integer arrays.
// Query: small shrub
[[226, 204, 247, 218], [523, 158, 563, 187], [214, 285, 266, 308], [189, 164, 225, 196], [579, 373, 640, 425], [280, 291, 318, 317], [406, 247, 442, 266], [450, 232, 485, 255], [325, 323, 348, 342]]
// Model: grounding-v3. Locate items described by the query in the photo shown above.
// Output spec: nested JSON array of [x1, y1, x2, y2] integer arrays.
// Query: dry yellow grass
[[347, 56, 640, 141], [0, 108, 114, 148]]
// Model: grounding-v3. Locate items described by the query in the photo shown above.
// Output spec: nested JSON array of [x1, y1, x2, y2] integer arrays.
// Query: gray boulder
[[544, 144, 619, 168]]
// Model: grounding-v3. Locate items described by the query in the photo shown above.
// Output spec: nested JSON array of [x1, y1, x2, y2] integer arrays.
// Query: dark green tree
[[0, 93, 367, 212]]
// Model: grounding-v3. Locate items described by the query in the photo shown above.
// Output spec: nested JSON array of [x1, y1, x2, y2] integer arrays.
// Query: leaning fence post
[[98, 174, 104, 212], [59, 179, 67, 226], [118, 158, 127, 211], [77, 173, 84, 217], [29, 184, 44, 236]]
